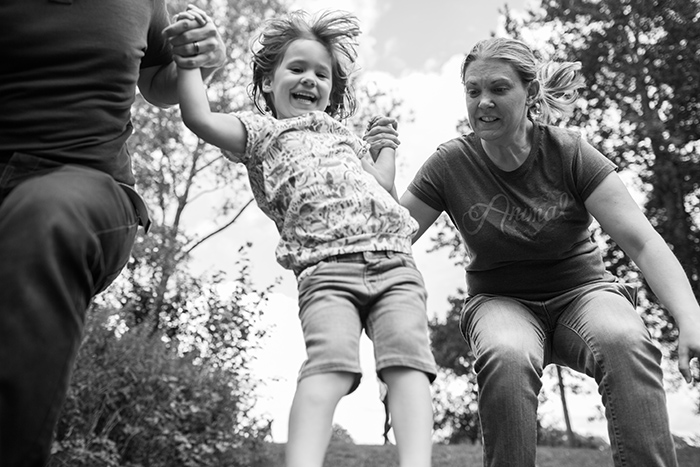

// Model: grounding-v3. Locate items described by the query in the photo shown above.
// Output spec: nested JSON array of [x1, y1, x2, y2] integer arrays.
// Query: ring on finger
[[193, 41, 200, 55]]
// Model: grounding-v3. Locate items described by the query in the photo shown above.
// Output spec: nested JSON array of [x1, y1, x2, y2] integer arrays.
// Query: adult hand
[[678, 316, 700, 384], [163, 4, 226, 70], [363, 116, 400, 161]]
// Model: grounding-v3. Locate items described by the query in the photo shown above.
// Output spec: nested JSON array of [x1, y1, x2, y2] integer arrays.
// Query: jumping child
[[165, 7, 436, 467]]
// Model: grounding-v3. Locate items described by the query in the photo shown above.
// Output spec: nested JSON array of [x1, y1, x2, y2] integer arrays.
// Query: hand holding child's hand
[[363, 116, 400, 161], [162, 4, 226, 70]]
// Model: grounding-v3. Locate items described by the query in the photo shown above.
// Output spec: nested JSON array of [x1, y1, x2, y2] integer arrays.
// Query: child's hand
[[162, 4, 226, 70], [363, 116, 400, 161]]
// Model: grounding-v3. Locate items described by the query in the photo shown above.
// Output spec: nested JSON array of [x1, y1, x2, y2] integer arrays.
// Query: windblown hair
[[250, 10, 360, 120], [461, 37, 585, 124]]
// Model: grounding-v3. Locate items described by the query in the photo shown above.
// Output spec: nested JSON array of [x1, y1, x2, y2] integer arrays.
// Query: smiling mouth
[[292, 92, 317, 104], [480, 116, 498, 122]]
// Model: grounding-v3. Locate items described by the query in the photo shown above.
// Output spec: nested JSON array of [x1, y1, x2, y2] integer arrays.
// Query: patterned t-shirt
[[227, 111, 418, 276]]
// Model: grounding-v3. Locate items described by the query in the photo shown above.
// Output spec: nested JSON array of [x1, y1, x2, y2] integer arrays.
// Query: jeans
[[460, 280, 678, 467], [0, 154, 140, 467], [296, 251, 437, 392]]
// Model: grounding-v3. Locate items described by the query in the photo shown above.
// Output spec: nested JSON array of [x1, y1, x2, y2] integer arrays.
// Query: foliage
[[428, 293, 480, 444], [330, 424, 356, 445], [49, 307, 273, 467]]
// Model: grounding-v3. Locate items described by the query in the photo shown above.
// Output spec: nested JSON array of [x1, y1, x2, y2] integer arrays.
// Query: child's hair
[[461, 37, 585, 124], [250, 10, 361, 120]]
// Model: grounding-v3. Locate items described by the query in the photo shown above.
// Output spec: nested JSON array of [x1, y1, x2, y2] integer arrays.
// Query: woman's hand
[[363, 116, 400, 161]]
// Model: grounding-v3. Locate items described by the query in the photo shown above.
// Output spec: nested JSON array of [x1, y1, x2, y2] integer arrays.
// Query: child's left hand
[[162, 4, 226, 70]]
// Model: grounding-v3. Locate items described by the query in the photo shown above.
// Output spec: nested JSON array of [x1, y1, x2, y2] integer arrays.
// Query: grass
[[263, 442, 700, 467]]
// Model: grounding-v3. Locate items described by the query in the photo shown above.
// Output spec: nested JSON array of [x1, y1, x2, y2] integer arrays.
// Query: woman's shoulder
[[537, 122, 584, 147], [434, 133, 478, 157]]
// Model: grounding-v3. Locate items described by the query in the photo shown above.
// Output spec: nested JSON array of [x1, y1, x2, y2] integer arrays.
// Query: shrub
[[49, 308, 272, 467]]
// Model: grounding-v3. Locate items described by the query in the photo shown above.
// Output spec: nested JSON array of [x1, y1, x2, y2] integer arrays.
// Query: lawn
[[264, 442, 700, 467]]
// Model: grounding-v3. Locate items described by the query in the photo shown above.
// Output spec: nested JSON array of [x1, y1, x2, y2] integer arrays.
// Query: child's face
[[263, 39, 333, 119]]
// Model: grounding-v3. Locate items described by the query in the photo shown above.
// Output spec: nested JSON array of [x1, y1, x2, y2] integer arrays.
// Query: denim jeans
[[0, 154, 140, 466], [296, 251, 437, 392], [460, 280, 678, 467]]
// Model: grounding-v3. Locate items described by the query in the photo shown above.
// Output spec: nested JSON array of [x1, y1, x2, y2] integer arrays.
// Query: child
[[166, 7, 437, 467]]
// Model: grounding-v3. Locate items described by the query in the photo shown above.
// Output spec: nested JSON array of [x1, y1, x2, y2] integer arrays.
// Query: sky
[[190, 0, 700, 446]]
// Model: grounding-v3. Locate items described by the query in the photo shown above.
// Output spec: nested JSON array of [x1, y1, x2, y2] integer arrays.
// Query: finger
[[163, 19, 195, 38], [364, 126, 399, 139], [679, 346, 692, 383], [369, 116, 398, 130], [186, 4, 208, 17], [690, 358, 699, 383]]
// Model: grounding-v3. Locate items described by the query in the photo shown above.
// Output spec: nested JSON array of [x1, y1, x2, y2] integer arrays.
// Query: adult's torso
[[0, 0, 172, 185], [408, 124, 616, 300]]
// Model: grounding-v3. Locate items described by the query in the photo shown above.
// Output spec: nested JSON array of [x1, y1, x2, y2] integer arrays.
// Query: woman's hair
[[460, 37, 585, 124], [250, 10, 360, 120]]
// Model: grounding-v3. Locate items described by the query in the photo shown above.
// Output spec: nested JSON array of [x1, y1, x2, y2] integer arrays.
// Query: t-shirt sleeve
[[407, 146, 449, 213], [220, 111, 270, 164], [141, 0, 173, 69], [575, 137, 617, 201]]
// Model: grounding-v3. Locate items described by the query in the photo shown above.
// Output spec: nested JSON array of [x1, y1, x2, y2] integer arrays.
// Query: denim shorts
[[296, 251, 437, 393]]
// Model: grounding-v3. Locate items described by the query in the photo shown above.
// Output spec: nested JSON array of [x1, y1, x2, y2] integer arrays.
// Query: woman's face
[[463, 58, 532, 144]]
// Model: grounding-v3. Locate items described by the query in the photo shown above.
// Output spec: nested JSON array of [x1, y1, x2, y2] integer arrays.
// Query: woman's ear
[[526, 80, 540, 106]]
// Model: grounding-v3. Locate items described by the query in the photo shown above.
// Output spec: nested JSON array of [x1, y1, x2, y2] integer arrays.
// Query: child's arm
[[361, 116, 399, 197], [177, 68, 247, 154], [165, 11, 247, 154], [361, 146, 396, 195]]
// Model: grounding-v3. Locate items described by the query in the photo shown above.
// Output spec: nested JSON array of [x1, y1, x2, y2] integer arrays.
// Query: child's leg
[[382, 367, 433, 467], [285, 371, 356, 467]]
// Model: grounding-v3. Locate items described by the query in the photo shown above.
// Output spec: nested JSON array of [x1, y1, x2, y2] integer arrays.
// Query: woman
[[400, 37, 700, 467]]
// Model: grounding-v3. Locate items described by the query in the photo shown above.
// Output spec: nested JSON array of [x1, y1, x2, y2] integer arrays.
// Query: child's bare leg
[[285, 371, 356, 467], [382, 367, 433, 467]]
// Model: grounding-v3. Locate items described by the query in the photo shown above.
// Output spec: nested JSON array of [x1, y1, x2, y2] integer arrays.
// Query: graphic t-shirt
[[228, 111, 417, 275], [408, 123, 616, 300]]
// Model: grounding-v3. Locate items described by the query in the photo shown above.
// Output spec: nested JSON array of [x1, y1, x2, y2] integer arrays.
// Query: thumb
[[678, 343, 691, 383]]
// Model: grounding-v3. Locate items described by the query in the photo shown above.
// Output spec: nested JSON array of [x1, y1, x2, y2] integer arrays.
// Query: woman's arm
[[586, 172, 700, 383], [399, 191, 442, 244]]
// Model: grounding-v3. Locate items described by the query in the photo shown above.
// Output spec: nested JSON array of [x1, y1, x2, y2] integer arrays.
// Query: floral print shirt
[[226, 111, 417, 277]]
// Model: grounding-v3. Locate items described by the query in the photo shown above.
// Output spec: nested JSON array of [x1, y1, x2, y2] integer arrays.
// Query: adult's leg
[[0, 165, 138, 467], [553, 285, 678, 467], [461, 296, 546, 467]]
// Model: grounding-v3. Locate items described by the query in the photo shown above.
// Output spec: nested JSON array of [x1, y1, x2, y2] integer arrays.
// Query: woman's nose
[[478, 96, 494, 108]]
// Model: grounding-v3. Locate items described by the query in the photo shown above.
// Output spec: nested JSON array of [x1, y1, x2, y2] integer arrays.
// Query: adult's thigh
[[0, 165, 138, 466]]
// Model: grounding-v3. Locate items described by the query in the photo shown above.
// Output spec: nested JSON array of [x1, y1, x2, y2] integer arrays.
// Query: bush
[[49, 309, 272, 467]]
